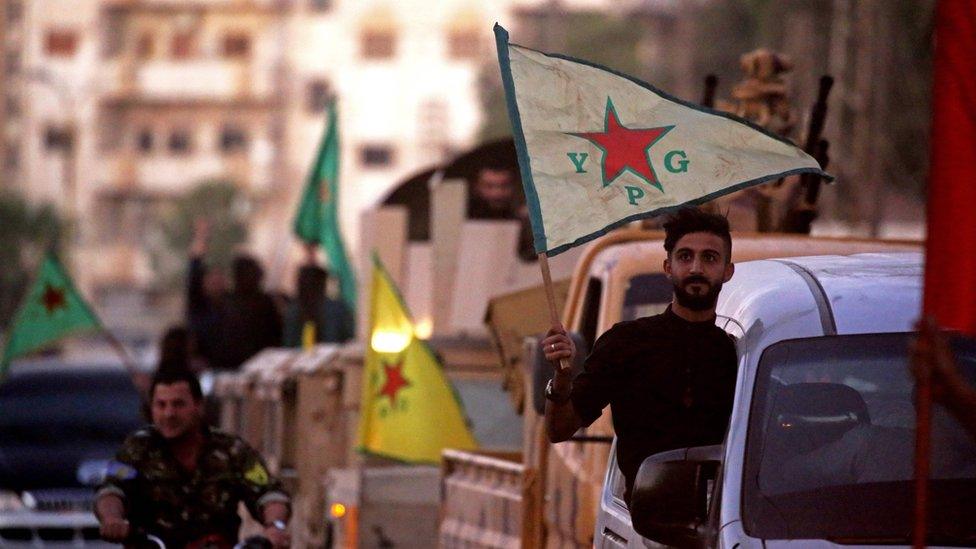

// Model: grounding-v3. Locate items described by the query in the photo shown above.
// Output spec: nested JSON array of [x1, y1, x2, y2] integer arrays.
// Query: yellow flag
[[356, 256, 478, 463]]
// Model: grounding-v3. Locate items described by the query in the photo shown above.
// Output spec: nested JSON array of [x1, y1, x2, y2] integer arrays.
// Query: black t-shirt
[[570, 305, 738, 504]]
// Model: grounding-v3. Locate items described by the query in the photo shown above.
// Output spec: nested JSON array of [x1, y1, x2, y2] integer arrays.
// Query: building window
[[360, 144, 394, 167], [136, 128, 154, 153], [361, 30, 395, 59], [136, 31, 154, 59], [98, 111, 125, 152], [5, 51, 21, 75], [102, 9, 126, 58], [220, 125, 248, 152], [171, 30, 196, 59], [168, 129, 193, 154], [222, 33, 251, 58], [5, 95, 20, 117], [447, 29, 480, 60], [4, 144, 20, 171], [309, 0, 332, 12], [45, 29, 79, 57], [45, 126, 74, 151], [7, 1, 23, 24], [306, 80, 332, 113]]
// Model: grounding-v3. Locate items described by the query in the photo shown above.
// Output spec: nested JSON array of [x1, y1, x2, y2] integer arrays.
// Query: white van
[[595, 252, 976, 548]]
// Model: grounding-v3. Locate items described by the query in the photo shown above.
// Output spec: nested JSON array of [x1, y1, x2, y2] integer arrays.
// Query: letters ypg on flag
[[494, 24, 832, 256], [293, 100, 358, 319], [1, 251, 102, 376], [356, 256, 477, 463]]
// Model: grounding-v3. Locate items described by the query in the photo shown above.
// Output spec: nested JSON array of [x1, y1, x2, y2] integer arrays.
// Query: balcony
[[102, 59, 276, 102], [96, 151, 274, 196], [102, 0, 292, 14]]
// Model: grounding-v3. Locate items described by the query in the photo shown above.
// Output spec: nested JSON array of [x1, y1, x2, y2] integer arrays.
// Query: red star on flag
[[41, 284, 67, 314], [570, 97, 673, 192], [378, 360, 411, 405]]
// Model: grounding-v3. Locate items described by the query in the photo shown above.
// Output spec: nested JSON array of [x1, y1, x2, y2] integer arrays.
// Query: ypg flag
[[494, 24, 831, 256], [1, 252, 102, 375], [292, 99, 358, 318], [356, 256, 477, 463]]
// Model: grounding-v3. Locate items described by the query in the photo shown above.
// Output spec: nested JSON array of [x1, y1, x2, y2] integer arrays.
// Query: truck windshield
[[0, 367, 143, 490], [622, 273, 672, 321], [743, 333, 976, 544]]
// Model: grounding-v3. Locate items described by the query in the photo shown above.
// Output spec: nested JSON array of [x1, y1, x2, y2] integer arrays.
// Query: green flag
[[1, 251, 102, 376], [293, 100, 358, 321]]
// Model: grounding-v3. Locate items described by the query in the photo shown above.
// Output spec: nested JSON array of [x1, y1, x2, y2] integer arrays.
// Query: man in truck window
[[542, 207, 738, 506]]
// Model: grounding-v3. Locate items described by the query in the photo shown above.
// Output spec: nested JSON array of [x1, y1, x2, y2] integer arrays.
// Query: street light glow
[[370, 330, 411, 353]]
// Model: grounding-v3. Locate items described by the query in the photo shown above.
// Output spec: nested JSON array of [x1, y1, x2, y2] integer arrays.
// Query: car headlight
[[0, 489, 24, 512]]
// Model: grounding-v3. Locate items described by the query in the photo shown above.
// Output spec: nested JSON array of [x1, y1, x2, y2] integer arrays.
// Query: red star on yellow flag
[[378, 360, 411, 405]]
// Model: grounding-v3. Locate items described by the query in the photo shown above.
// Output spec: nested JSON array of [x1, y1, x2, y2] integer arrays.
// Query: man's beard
[[673, 275, 723, 311]]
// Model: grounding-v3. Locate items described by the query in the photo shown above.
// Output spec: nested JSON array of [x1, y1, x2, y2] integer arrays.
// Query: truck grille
[[0, 526, 102, 543], [26, 489, 94, 512]]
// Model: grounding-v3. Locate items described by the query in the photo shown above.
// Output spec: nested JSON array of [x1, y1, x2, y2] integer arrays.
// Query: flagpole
[[913, 374, 931, 549], [101, 328, 148, 394], [537, 253, 571, 372]]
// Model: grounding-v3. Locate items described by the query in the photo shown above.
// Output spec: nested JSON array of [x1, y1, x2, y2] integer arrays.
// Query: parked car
[[595, 252, 976, 548], [0, 359, 144, 547]]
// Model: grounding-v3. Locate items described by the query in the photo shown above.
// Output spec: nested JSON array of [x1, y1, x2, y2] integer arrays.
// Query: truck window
[[608, 454, 628, 508], [452, 377, 523, 450], [578, 277, 603, 351], [743, 332, 976, 542], [622, 273, 672, 321]]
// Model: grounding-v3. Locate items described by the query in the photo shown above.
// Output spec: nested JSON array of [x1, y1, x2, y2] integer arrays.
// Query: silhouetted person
[[187, 219, 227, 369], [283, 264, 353, 347], [212, 255, 282, 371]]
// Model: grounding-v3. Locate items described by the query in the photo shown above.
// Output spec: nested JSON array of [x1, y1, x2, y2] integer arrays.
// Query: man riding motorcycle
[[95, 369, 291, 548]]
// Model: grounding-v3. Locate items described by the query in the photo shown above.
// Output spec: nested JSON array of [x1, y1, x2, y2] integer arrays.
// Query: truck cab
[[536, 232, 921, 547], [595, 253, 976, 548]]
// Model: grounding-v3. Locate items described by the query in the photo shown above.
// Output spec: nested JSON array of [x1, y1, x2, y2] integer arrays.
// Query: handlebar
[[118, 530, 272, 549]]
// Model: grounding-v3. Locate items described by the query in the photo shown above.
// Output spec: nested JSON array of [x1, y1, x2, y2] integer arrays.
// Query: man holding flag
[[492, 24, 829, 509], [542, 207, 738, 506]]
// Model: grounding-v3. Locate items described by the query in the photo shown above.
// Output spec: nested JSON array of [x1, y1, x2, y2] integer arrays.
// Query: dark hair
[[663, 207, 732, 260], [297, 264, 327, 326], [232, 254, 264, 294], [150, 368, 203, 402]]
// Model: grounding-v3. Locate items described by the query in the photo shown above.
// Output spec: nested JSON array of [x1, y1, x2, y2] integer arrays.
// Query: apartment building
[[2, 0, 672, 330]]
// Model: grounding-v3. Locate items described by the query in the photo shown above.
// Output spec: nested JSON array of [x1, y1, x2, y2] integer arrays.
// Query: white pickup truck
[[595, 252, 976, 548]]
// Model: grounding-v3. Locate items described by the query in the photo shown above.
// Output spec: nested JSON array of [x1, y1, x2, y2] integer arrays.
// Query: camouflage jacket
[[95, 425, 289, 547]]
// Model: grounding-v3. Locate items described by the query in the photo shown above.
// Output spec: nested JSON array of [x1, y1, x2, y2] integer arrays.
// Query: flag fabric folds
[[923, 0, 976, 337], [356, 256, 478, 463], [0, 252, 102, 375], [292, 100, 358, 319], [493, 24, 831, 256]]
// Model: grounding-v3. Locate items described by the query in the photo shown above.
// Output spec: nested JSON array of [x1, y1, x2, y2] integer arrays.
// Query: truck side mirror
[[629, 445, 721, 548], [530, 331, 588, 416]]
